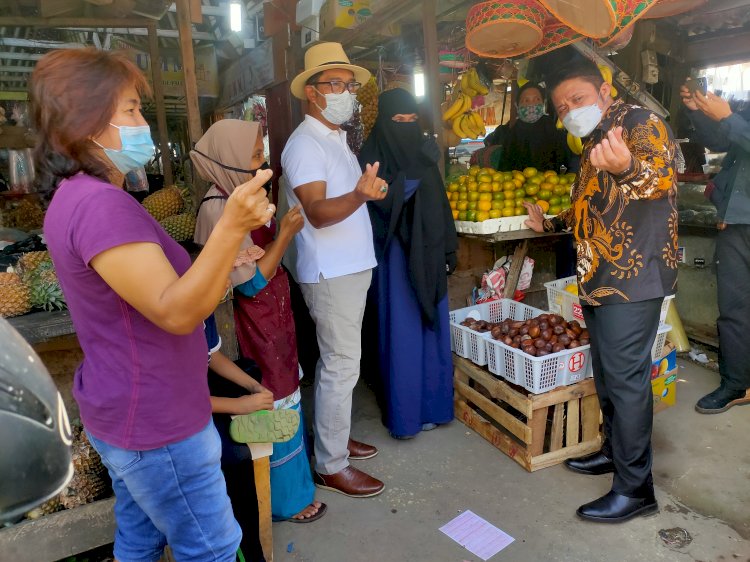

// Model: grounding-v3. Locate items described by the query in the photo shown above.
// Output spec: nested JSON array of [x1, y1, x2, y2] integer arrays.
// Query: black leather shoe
[[564, 451, 615, 475], [695, 385, 749, 414], [577, 490, 658, 523]]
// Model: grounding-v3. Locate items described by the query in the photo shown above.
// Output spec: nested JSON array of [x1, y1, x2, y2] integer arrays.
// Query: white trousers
[[300, 269, 372, 474]]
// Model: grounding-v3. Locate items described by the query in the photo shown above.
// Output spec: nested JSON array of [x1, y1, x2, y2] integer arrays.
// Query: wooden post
[[253, 457, 273, 562], [175, 0, 202, 147], [147, 24, 173, 186], [421, 0, 444, 176]]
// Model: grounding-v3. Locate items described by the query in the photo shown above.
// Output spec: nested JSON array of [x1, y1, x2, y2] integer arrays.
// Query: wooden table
[[3, 311, 274, 561]]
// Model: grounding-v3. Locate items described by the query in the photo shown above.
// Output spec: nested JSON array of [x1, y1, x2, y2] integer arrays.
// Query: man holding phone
[[681, 83, 750, 414]]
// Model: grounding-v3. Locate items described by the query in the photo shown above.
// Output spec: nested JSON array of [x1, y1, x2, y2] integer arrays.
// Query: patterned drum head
[[641, 0, 706, 18], [466, 0, 546, 58], [538, 0, 617, 38]]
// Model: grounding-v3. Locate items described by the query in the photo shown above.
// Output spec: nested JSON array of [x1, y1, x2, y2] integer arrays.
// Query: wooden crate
[[454, 356, 602, 472]]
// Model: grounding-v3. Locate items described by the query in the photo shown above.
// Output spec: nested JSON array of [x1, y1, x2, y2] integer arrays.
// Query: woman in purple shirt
[[33, 49, 274, 561]]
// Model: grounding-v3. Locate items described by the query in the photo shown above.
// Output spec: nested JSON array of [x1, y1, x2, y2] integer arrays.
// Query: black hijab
[[359, 88, 457, 324]]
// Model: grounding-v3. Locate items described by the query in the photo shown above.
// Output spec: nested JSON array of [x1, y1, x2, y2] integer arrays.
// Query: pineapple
[[159, 213, 196, 242], [0, 271, 32, 318], [28, 268, 67, 311], [16, 250, 51, 281], [25, 496, 63, 519], [1, 198, 45, 231], [142, 186, 184, 221], [59, 425, 112, 509]]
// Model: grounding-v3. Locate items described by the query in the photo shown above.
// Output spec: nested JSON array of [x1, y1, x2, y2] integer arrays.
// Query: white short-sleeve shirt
[[281, 115, 376, 283]]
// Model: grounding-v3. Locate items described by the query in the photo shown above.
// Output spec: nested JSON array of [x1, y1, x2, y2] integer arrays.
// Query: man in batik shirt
[[525, 58, 678, 523]]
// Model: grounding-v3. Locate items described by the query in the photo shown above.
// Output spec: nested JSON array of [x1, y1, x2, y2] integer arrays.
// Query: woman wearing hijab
[[497, 82, 572, 172], [359, 88, 458, 440], [191, 120, 325, 524]]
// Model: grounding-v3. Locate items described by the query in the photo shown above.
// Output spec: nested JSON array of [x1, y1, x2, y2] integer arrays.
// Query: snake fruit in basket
[[460, 314, 589, 357]]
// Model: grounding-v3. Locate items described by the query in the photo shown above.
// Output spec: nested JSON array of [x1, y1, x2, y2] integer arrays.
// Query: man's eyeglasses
[[311, 80, 362, 94]]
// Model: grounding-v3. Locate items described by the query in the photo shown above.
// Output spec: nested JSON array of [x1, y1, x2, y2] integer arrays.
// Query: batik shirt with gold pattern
[[545, 99, 678, 306]]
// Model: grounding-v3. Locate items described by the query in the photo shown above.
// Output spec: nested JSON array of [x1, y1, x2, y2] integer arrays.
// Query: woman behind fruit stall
[[34, 49, 275, 561], [191, 120, 324, 524], [358, 88, 458, 439], [496, 82, 573, 173]]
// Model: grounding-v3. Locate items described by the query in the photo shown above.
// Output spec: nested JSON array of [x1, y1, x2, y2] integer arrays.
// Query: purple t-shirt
[[44, 173, 210, 450]]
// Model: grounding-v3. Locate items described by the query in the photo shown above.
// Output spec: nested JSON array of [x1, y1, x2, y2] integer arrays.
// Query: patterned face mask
[[517, 104, 545, 124]]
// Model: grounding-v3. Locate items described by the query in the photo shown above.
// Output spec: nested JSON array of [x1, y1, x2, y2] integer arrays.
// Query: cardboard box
[[319, 0, 371, 40], [651, 343, 678, 413]]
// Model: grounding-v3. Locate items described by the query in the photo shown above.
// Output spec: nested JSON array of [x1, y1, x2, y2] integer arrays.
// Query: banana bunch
[[452, 110, 485, 140], [460, 67, 489, 97], [442, 68, 488, 140]]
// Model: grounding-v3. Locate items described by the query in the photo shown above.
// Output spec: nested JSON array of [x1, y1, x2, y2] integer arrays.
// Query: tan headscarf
[[191, 119, 264, 287]]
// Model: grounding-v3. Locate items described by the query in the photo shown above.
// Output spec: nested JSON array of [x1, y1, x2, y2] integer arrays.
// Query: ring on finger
[[380, 184, 388, 193]]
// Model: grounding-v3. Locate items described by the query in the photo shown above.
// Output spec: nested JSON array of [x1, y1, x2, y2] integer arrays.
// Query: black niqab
[[359, 88, 457, 324]]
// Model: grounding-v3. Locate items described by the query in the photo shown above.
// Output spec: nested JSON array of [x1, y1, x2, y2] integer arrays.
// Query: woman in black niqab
[[358, 88, 457, 440]]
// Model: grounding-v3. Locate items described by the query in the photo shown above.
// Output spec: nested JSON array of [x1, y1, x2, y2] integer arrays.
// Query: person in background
[[282, 42, 387, 498], [36, 48, 274, 561], [496, 82, 572, 173], [525, 58, 678, 523], [680, 85, 750, 414], [191, 119, 325, 524], [358, 88, 457, 440]]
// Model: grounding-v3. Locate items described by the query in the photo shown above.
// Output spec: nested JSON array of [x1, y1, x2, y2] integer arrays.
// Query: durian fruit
[[159, 213, 196, 242], [142, 186, 184, 221], [356, 76, 379, 140], [0, 271, 32, 318], [59, 425, 112, 510], [29, 268, 67, 312], [15, 250, 50, 281], [25, 496, 63, 519]]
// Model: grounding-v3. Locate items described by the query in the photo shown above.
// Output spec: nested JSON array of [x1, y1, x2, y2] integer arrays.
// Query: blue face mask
[[562, 94, 604, 138], [95, 123, 155, 174]]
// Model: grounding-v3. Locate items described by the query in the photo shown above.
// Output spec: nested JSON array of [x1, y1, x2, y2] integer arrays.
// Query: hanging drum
[[595, 0, 659, 47], [641, 0, 706, 18], [465, 0, 546, 59], [526, 18, 583, 59], [537, 0, 618, 38]]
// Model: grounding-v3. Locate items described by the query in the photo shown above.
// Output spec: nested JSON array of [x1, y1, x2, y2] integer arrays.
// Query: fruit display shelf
[[454, 214, 556, 235]]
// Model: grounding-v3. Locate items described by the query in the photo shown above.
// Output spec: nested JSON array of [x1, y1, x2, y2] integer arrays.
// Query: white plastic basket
[[449, 300, 544, 366], [545, 276, 675, 328], [583, 322, 672, 379], [486, 335, 592, 394]]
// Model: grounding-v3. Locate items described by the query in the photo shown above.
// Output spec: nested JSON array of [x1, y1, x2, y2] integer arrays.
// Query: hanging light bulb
[[230, 1, 243, 33]]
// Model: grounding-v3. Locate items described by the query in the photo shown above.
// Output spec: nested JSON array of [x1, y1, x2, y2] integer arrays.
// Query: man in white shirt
[[282, 42, 387, 498]]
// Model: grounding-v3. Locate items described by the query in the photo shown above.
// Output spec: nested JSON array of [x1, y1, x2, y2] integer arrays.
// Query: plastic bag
[[477, 255, 535, 303]]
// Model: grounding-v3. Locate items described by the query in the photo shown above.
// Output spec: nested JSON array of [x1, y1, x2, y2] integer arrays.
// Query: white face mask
[[562, 93, 604, 138], [315, 90, 356, 125]]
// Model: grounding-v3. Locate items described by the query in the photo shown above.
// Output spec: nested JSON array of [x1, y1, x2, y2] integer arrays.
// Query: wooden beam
[[253, 457, 273, 562], [147, 24, 173, 186], [0, 17, 157, 27], [422, 0, 444, 176], [175, 0, 203, 147], [684, 29, 750, 66], [190, 0, 203, 25]]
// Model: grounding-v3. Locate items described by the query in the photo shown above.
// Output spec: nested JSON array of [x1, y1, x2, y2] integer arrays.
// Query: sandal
[[275, 502, 328, 524], [229, 409, 300, 444]]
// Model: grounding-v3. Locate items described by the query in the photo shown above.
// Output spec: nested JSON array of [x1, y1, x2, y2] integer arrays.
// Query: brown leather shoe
[[314, 466, 385, 498], [348, 438, 378, 460]]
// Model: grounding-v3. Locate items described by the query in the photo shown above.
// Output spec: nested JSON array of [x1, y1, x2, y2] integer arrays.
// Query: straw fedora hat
[[290, 42, 370, 100]]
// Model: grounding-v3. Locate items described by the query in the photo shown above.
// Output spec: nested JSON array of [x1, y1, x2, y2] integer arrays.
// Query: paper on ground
[[440, 510, 514, 561]]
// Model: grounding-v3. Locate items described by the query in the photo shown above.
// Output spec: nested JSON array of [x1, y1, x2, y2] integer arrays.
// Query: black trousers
[[583, 299, 662, 497], [716, 224, 750, 392]]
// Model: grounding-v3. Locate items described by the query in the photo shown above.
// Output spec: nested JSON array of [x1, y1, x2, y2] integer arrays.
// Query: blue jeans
[[87, 422, 241, 562]]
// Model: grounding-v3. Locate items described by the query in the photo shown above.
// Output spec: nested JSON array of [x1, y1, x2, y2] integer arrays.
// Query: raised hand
[[694, 91, 732, 122], [523, 201, 545, 232], [354, 162, 388, 202], [679, 84, 698, 111], [590, 126, 633, 175], [279, 205, 305, 238], [224, 168, 276, 232]]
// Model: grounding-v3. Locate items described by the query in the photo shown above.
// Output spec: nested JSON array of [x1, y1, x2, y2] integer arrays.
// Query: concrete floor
[[274, 358, 750, 562]]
